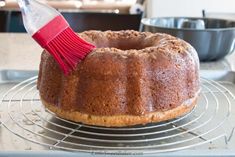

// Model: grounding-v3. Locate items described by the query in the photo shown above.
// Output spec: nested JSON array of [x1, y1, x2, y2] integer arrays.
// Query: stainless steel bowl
[[141, 17, 235, 61]]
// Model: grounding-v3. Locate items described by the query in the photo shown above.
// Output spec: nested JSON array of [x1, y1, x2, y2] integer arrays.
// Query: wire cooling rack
[[0, 76, 235, 154]]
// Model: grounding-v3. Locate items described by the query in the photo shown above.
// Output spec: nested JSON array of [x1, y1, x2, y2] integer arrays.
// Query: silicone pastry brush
[[17, 0, 95, 74]]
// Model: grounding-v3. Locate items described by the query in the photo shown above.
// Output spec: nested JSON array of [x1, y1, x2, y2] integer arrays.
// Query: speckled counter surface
[[0, 33, 42, 70], [0, 33, 234, 71]]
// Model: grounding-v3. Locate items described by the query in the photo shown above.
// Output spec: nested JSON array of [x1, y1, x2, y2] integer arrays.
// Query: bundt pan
[[141, 17, 235, 61]]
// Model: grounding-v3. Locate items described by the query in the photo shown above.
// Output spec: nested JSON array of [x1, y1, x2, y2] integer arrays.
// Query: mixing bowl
[[141, 17, 235, 61]]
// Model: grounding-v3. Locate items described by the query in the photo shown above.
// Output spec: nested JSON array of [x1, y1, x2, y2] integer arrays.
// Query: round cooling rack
[[0, 76, 235, 154]]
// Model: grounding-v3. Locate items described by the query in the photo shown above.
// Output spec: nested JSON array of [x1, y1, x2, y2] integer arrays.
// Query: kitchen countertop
[[0, 33, 42, 71], [0, 33, 235, 71]]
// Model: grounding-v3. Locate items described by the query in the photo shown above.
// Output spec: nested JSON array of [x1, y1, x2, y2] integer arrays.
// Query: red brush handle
[[32, 15, 69, 48]]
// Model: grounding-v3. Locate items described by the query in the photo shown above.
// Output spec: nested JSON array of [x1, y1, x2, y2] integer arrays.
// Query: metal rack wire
[[0, 76, 235, 154]]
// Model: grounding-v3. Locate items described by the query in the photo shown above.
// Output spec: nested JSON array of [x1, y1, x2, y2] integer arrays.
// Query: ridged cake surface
[[37, 30, 200, 127]]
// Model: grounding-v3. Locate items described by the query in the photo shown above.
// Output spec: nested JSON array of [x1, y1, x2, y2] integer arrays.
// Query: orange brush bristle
[[32, 15, 95, 75]]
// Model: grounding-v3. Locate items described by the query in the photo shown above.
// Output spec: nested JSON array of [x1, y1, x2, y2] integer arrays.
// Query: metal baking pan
[[141, 17, 235, 61], [0, 70, 235, 156]]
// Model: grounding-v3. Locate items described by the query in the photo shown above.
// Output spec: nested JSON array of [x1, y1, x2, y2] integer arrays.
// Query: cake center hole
[[97, 39, 151, 50]]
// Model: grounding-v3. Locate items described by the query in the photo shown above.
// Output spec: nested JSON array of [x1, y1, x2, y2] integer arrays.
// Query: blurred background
[[0, 0, 143, 32], [0, 0, 235, 33]]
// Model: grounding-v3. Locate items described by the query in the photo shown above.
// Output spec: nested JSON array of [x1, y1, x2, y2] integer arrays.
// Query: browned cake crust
[[42, 96, 198, 127], [37, 30, 200, 127]]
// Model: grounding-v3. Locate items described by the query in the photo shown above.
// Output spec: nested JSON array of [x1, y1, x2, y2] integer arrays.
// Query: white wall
[[147, 0, 235, 18]]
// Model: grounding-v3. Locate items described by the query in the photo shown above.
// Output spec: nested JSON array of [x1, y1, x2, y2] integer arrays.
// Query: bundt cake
[[37, 30, 200, 127]]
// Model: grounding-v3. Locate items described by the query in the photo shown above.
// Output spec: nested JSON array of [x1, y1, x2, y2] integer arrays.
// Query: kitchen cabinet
[[0, 10, 142, 32], [0, 0, 133, 13], [0, 0, 143, 32]]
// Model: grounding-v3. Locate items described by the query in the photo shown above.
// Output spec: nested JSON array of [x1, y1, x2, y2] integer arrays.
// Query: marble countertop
[[0, 33, 42, 70], [0, 33, 235, 71]]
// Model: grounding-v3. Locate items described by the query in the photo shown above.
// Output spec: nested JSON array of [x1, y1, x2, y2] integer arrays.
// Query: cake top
[[78, 30, 195, 57]]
